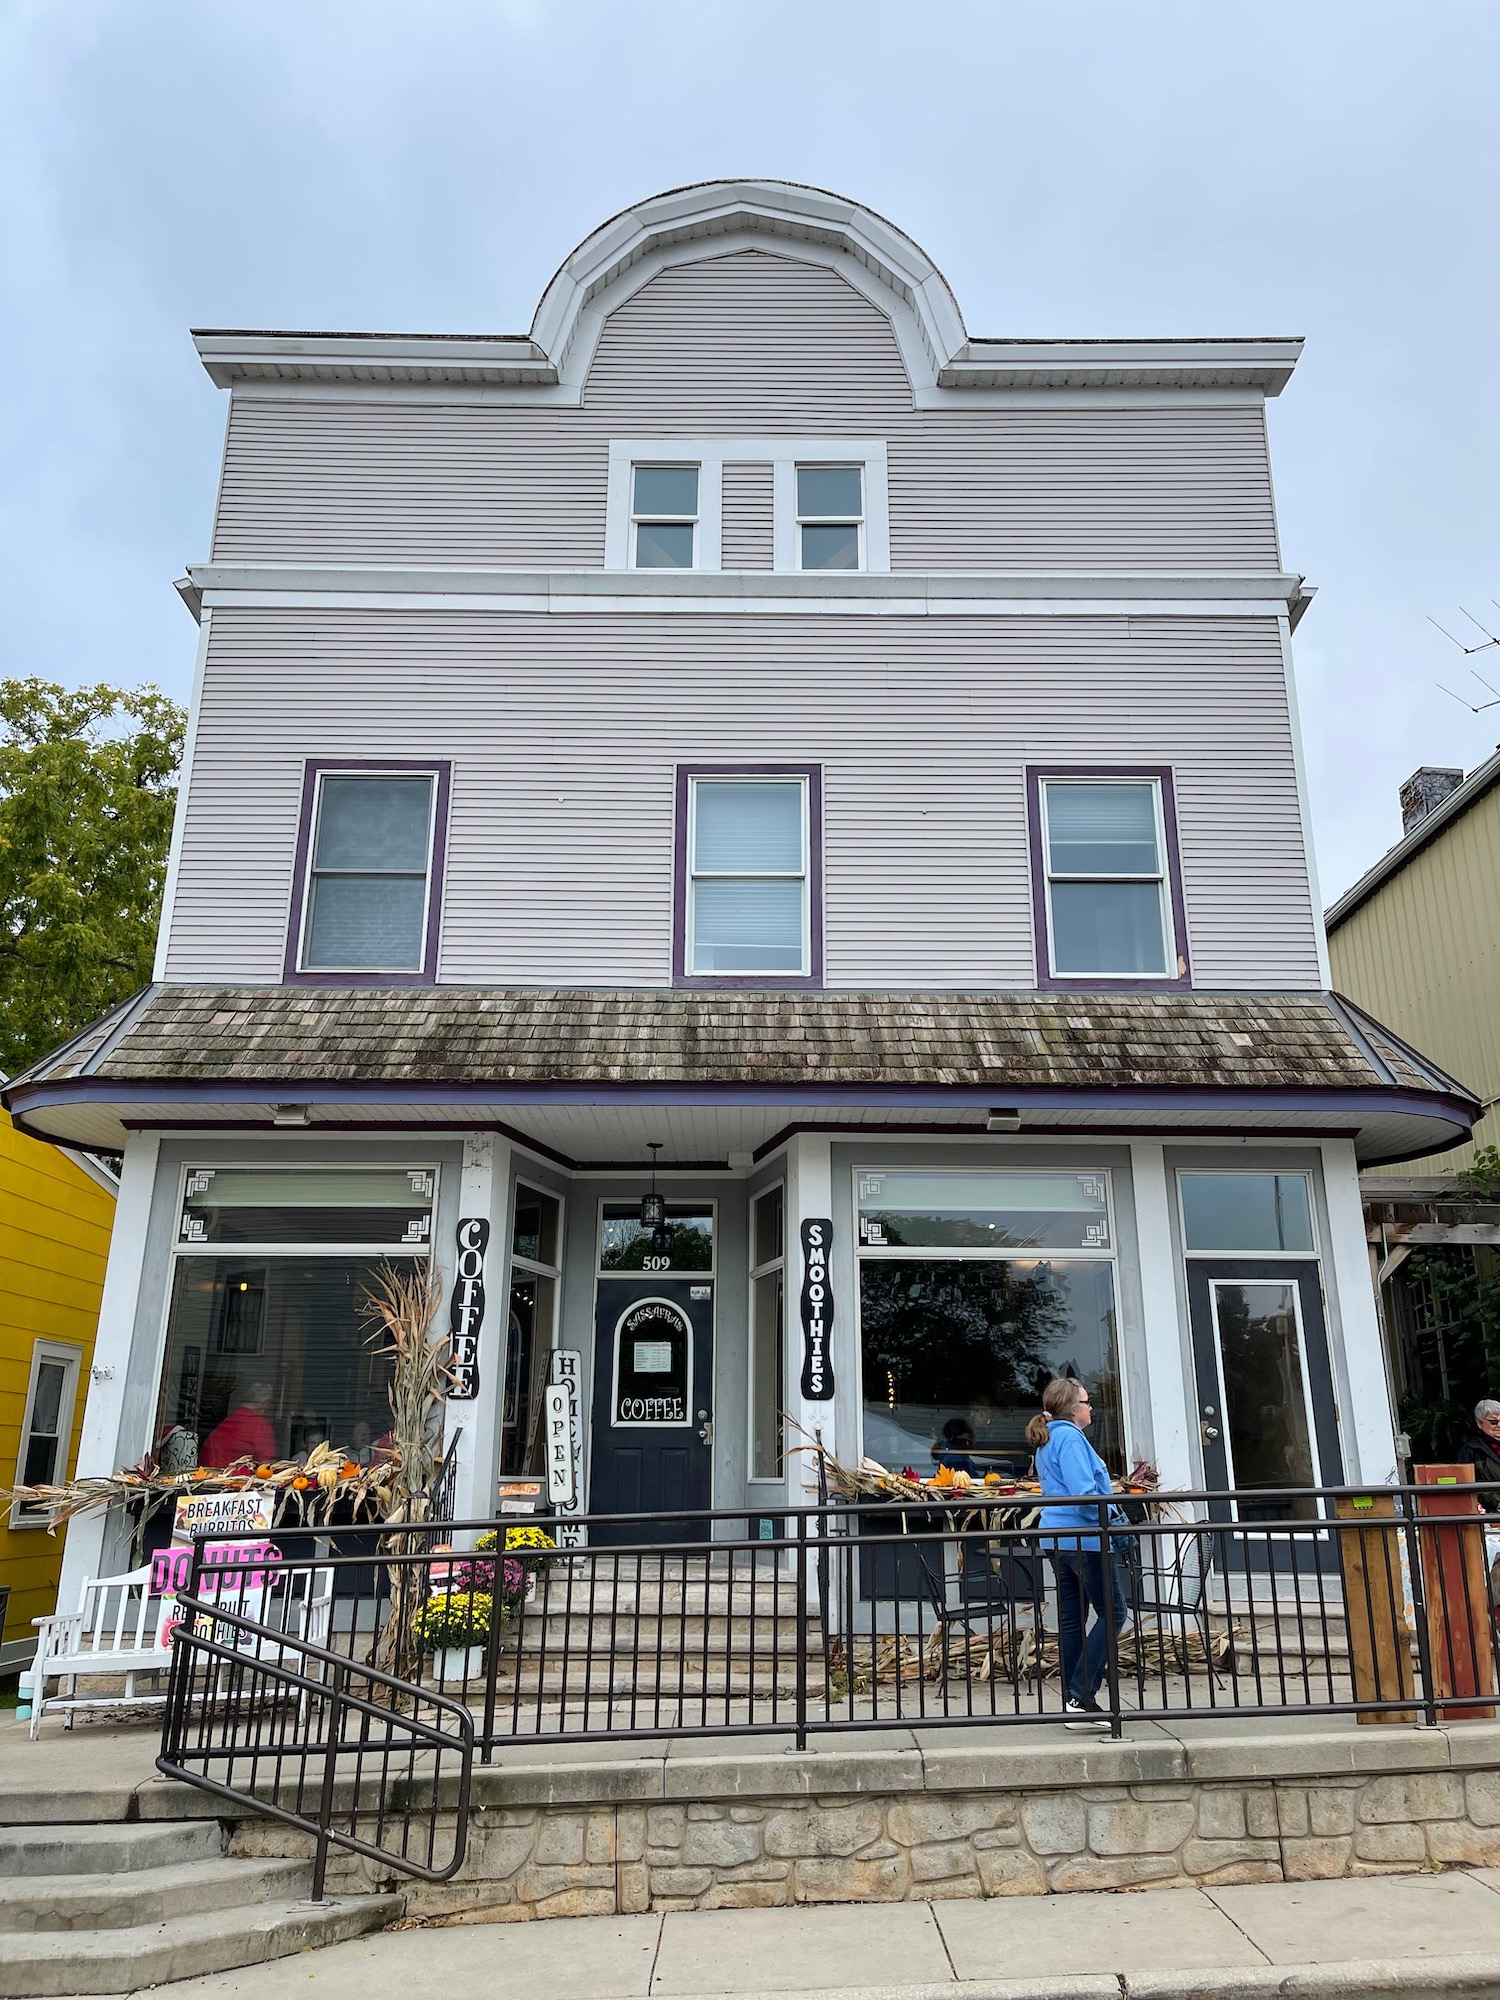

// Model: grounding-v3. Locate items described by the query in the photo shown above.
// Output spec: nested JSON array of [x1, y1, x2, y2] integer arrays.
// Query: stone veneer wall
[[235, 1767, 1500, 1924]]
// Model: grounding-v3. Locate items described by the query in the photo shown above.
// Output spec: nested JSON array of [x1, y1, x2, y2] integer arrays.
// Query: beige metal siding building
[[1327, 752, 1500, 1176]]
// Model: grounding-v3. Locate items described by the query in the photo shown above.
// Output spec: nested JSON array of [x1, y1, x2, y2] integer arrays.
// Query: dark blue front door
[[589, 1277, 713, 1541]]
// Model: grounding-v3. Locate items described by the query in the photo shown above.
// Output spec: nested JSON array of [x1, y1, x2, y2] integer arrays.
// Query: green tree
[[0, 679, 186, 1074]]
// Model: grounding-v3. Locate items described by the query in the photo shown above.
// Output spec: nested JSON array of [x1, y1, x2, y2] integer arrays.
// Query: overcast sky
[[2, 0, 1497, 903]]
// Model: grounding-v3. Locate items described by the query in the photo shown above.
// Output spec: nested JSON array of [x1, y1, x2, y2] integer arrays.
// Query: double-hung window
[[292, 766, 446, 979], [10, 1342, 81, 1526], [1033, 773, 1185, 982], [631, 464, 699, 569], [796, 465, 863, 571], [679, 771, 818, 982]]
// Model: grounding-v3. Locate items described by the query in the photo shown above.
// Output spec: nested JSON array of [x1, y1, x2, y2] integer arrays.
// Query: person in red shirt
[[201, 1382, 277, 1469]]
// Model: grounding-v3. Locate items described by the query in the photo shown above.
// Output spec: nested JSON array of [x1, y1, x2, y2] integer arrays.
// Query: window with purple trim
[[298, 772, 437, 974], [1036, 776, 1186, 982], [686, 775, 811, 977]]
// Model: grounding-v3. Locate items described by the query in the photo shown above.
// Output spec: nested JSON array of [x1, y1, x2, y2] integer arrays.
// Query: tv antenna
[[1431, 604, 1500, 712]]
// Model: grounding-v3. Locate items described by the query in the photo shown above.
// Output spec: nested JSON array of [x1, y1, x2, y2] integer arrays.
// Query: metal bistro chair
[[1118, 1514, 1218, 1677], [915, 1526, 1044, 1686]]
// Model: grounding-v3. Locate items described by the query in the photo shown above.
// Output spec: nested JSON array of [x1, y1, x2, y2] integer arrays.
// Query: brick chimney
[[1399, 766, 1465, 834]]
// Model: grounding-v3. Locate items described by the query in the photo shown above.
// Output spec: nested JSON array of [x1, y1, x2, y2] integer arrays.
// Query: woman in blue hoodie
[[1026, 1377, 1129, 1729]]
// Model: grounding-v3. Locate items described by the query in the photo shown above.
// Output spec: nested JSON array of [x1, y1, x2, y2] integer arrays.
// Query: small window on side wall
[[1030, 771, 1188, 985], [290, 765, 447, 981], [632, 464, 699, 569], [677, 770, 822, 984], [11, 1342, 81, 1527]]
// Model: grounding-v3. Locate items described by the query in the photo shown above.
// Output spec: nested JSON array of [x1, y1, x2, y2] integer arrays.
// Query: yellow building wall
[[1328, 783, 1500, 1177], [0, 1111, 115, 1666]]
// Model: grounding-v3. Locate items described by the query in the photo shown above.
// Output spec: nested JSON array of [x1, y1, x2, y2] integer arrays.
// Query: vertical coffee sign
[[799, 1218, 835, 1401], [448, 1217, 488, 1400]]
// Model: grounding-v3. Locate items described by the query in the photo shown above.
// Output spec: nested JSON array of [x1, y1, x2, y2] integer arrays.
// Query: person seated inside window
[[931, 1417, 985, 1477], [201, 1381, 277, 1470]]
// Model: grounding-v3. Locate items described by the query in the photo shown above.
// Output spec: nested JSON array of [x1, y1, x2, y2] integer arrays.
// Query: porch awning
[[3, 985, 1478, 1168]]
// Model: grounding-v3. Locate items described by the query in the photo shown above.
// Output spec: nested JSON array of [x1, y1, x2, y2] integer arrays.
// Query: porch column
[[445, 1133, 512, 1523], [1129, 1141, 1195, 1493], [56, 1134, 162, 1613], [1321, 1137, 1399, 1484], [785, 1133, 840, 1477]]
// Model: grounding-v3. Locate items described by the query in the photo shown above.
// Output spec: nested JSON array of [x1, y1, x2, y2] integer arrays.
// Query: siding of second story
[[1328, 782, 1500, 1175], [208, 251, 1283, 576], [160, 605, 1323, 992]]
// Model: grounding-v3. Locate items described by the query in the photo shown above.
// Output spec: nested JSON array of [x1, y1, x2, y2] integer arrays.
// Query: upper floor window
[[1029, 770, 1189, 986], [674, 767, 823, 986], [796, 465, 863, 571], [287, 763, 449, 982], [631, 464, 699, 569]]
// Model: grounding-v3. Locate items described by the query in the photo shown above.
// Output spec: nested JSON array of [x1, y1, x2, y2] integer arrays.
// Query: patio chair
[[915, 1533, 1044, 1685]]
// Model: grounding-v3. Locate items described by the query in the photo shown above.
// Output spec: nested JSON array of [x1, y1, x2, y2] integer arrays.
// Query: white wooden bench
[[28, 1560, 335, 1737]]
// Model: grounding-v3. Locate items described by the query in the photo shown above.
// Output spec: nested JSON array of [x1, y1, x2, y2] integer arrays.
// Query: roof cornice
[[192, 179, 1303, 401]]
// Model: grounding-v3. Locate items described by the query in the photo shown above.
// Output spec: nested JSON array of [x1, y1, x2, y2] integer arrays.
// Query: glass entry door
[[1186, 1260, 1342, 1541]]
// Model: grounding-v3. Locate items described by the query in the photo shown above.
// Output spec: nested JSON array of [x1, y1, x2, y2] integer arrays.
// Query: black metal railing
[[158, 1571, 473, 1899], [154, 1482, 1500, 1877]]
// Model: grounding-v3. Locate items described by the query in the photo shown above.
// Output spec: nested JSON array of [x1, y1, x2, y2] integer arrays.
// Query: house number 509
[[642, 1255, 671, 1272]]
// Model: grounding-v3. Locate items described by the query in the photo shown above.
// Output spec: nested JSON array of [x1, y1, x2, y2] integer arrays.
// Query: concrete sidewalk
[[94, 1869, 1500, 2000]]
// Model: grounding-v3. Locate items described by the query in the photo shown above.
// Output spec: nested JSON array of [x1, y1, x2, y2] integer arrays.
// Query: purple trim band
[[672, 764, 824, 989], [282, 759, 452, 986], [1026, 766, 1192, 991]]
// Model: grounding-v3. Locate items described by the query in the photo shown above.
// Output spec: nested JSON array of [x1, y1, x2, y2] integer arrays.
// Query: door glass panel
[[1211, 1281, 1317, 1521], [612, 1300, 691, 1424]]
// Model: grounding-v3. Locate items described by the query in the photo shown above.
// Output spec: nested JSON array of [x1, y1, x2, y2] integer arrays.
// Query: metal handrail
[[158, 1586, 474, 1898]]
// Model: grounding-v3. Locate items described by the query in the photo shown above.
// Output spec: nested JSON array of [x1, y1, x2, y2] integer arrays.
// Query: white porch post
[[1128, 1141, 1195, 1493], [785, 1134, 838, 1474], [56, 1134, 161, 1611], [446, 1134, 512, 1523], [1321, 1137, 1398, 1484]]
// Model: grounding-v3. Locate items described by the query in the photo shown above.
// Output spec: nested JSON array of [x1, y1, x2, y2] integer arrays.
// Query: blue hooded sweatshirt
[[1034, 1417, 1116, 1550]]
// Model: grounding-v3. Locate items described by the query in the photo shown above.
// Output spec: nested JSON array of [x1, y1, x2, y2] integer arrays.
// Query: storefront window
[[749, 1186, 785, 1481], [156, 1166, 438, 1471], [858, 1169, 1123, 1477], [599, 1202, 714, 1271], [501, 1184, 563, 1476]]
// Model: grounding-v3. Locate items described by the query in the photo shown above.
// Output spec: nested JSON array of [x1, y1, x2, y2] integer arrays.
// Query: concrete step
[[0, 1818, 224, 1877], [509, 1614, 812, 1651], [0, 1855, 309, 1933], [0, 1892, 401, 1996]]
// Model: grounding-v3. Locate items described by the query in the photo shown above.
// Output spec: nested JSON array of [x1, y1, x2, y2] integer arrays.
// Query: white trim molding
[[192, 181, 1302, 409]]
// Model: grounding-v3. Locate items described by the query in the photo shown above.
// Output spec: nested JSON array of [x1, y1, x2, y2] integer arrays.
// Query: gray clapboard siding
[[210, 252, 1280, 574], [163, 608, 1321, 992], [720, 461, 775, 569]]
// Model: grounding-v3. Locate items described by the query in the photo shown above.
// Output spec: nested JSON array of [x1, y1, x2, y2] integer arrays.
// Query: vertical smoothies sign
[[799, 1218, 835, 1402]]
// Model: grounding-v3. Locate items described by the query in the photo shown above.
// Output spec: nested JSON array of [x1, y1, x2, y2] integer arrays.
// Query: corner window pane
[[797, 466, 862, 518], [314, 778, 432, 871], [800, 523, 860, 571], [512, 1186, 561, 1267], [692, 880, 803, 971], [306, 874, 427, 971], [1181, 1174, 1315, 1254], [1050, 880, 1167, 975], [634, 465, 698, 516], [635, 522, 695, 568], [754, 1186, 785, 1268], [751, 1270, 784, 1478], [1046, 784, 1160, 876], [694, 782, 803, 873]]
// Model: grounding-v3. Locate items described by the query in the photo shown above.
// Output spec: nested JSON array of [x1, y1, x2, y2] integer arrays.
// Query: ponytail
[[1025, 1377, 1085, 1449]]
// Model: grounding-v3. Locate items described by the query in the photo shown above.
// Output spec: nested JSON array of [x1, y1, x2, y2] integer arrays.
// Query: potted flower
[[476, 1525, 556, 1603], [415, 1589, 493, 1680]]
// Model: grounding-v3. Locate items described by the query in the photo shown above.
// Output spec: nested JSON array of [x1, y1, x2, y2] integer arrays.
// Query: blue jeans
[[1052, 1551, 1129, 1705]]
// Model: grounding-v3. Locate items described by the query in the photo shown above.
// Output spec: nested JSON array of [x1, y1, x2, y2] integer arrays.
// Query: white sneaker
[[1063, 1698, 1111, 1731]]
